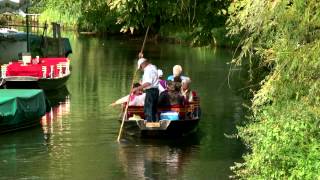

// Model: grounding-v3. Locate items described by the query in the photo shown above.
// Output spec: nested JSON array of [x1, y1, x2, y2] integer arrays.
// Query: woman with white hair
[[167, 65, 189, 81], [181, 78, 196, 102]]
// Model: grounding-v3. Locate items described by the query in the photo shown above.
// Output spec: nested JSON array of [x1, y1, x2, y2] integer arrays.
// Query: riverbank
[[228, 1, 320, 179]]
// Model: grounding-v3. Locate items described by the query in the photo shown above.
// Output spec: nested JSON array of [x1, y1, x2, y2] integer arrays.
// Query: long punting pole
[[140, 26, 149, 54], [117, 26, 150, 142]]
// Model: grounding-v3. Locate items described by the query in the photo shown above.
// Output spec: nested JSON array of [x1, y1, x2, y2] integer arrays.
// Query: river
[[0, 34, 245, 179]]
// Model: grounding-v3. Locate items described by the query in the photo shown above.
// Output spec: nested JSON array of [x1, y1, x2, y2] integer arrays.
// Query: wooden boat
[[1, 57, 71, 90], [0, 89, 47, 133], [120, 96, 201, 137]]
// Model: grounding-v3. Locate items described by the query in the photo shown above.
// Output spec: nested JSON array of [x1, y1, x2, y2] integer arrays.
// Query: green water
[[0, 35, 245, 179]]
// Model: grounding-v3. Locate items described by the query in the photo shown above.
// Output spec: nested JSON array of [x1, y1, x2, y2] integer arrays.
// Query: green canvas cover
[[0, 89, 46, 128]]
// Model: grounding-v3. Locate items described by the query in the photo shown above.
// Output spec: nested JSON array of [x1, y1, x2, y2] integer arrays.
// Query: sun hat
[[157, 69, 163, 77], [137, 58, 147, 69]]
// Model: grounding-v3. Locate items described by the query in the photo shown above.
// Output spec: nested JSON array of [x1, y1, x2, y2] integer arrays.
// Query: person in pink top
[[110, 83, 146, 106]]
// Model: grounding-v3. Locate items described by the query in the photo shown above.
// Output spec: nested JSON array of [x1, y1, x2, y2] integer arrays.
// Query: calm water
[[0, 34, 245, 179]]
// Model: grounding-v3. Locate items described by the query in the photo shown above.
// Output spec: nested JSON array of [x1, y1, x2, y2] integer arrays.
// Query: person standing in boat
[[132, 55, 159, 122]]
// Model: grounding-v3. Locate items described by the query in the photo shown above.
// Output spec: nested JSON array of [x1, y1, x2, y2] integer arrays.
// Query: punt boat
[[119, 96, 201, 137]]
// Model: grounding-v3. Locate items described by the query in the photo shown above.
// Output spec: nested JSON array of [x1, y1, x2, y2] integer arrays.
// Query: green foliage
[[234, 102, 320, 179], [34, 0, 233, 46], [33, 0, 119, 32], [110, 0, 233, 46], [227, 0, 320, 178]]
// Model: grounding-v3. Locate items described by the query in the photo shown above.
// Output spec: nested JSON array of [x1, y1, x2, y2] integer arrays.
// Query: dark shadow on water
[[44, 85, 70, 108]]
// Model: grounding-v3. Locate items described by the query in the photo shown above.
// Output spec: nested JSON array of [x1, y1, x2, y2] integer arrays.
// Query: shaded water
[[0, 35, 245, 179]]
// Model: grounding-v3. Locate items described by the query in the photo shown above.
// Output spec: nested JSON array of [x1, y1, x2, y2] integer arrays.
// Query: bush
[[227, 0, 320, 178]]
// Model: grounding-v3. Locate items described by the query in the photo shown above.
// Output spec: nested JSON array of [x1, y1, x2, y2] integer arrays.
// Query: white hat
[[137, 58, 147, 69], [157, 69, 163, 77]]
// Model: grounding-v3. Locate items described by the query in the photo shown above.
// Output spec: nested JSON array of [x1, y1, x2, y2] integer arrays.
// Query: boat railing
[[1, 65, 7, 78], [3, 57, 70, 79]]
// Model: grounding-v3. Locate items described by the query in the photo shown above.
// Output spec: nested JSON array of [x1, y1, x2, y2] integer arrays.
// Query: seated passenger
[[172, 76, 182, 97], [167, 65, 189, 81], [173, 76, 182, 88], [169, 81, 185, 106], [158, 81, 184, 106], [158, 80, 170, 107], [110, 83, 146, 106], [181, 78, 196, 102], [173, 76, 182, 83]]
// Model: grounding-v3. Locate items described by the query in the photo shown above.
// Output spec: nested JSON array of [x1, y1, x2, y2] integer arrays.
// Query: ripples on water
[[0, 35, 245, 179]]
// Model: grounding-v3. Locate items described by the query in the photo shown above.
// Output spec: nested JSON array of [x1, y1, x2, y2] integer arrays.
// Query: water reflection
[[44, 86, 70, 107], [0, 86, 71, 179], [42, 87, 73, 179], [41, 86, 71, 141], [118, 136, 200, 179]]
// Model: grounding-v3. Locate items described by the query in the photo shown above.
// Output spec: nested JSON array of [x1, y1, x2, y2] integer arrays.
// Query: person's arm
[[133, 67, 155, 92], [138, 52, 144, 58], [132, 82, 151, 93], [110, 95, 129, 106]]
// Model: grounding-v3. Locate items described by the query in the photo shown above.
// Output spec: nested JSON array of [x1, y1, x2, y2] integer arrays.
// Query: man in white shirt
[[132, 57, 159, 122]]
